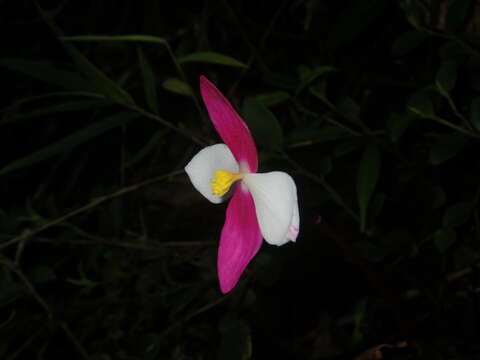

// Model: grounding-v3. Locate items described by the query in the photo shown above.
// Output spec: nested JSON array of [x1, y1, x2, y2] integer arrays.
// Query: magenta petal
[[217, 187, 262, 293], [200, 76, 258, 173]]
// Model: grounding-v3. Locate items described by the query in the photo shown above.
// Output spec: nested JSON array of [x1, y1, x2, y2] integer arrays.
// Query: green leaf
[[432, 186, 446, 209], [35, 6, 135, 105], [334, 141, 359, 157], [0, 281, 25, 307], [4, 100, 106, 124], [337, 97, 361, 124], [443, 202, 473, 227], [65, 44, 135, 105], [429, 134, 468, 165], [296, 66, 337, 94], [434, 228, 457, 253], [218, 320, 252, 360], [469, 97, 480, 131], [327, 0, 387, 50], [144, 334, 161, 360], [241, 98, 283, 151], [254, 91, 290, 107], [318, 156, 333, 176], [386, 113, 413, 142], [357, 144, 381, 233], [137, 47, 159, 114], [352, 298, 368, 344], [369, 192, 386, 224], [439, 41, 468, 63], [126, 130, 165, 168], [402, 2, 423, 29], [436, 61, 457, 95], [407, 90, 434, 118], [162, 78, 192, 96], [391, 30, 429, 57], [354, 241, 389, 263], [0, 112, 138, 176], [0, 58, 97, 92], [61, 34, 168, 45], [288, 126, 350, 147], [169, 286, 201, 318], [178, 51, 247, 68], [66, 278, 99, 288], [444, 0, 474, 32], [29, 265, 56, 284]]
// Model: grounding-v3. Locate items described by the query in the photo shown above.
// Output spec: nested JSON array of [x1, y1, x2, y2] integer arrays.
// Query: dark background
[[1, 0, 480, 359]]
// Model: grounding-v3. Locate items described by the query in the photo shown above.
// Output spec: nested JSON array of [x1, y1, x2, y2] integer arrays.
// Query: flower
[[185, 76, 299, 293]]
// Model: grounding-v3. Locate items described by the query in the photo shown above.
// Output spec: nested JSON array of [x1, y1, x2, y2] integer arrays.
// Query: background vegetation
[[1, 0, 480, 359]]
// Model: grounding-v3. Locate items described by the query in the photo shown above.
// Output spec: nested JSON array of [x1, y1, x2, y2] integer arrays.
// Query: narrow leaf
[[218, 320, 252, 360], [137, 47, 159, 113], [178, 51, 247, 68], [296, 66, 337, 94], [0, 58, 96, 92], [126, 130, 166, 168], [65, 44, 135, 105], [386, 113, 413, 143], [469, 97, 480, 131], [357, 144, 381, 233], [436, 61, 457, 95], [8, 100, 106, 122], [29, 265, 56, 284], [434, 228, 457, 253], [0, 281, 25, 306], [444, 0, 474, 32], [407, 90, 434, 117], [35, 4, 135, 105], [0, 112, 138, 176], [443, 202, 473, 227], [241, 97, 283, 151], [162, 78, 192, 96], [429, 134, 468, 165], [327, 0, 387, 50], [337, 97, 361, 124], [62, 34, 168, 45], [391, 30, 429, 57], [318, 156, 333, 176], [255, 91, 290, 107]]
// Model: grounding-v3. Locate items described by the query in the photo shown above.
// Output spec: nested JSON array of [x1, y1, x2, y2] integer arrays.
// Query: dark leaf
[[429, 134, 468, 165], [357, 144, 381, 232], [241, 98, 283, 151], [391, 30, 429, 57], [434, 228, 457, 253], [436, 61, 457, 95], [178, 51, 247, 68], [218, 320, 252, 360], [443, 202, 473, 227], [327, 0, 387, 50], [0, 112, 138, 175], [138, 47, 159, 114]]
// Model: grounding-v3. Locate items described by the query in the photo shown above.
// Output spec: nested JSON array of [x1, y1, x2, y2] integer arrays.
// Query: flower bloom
[[185, 76, 299, 293]]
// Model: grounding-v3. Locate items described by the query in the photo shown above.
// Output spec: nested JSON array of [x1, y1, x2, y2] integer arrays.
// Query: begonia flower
[[185, 76, 299, 293]]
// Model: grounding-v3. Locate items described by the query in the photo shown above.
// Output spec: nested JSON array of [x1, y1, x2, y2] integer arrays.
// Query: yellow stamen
[[211, 170, 244, 196]]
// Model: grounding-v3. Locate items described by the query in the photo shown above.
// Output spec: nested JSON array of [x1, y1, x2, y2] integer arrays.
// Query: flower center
[[211, 170, 244, 196]]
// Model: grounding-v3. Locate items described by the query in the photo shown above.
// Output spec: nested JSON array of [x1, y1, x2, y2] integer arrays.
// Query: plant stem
[[0, 169, 184, 250], [281, 152, 359, 222]]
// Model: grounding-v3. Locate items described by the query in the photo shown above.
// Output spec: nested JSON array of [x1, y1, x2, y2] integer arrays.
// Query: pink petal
[[217, 186, 262, 293], [200, 76, 258, 173]]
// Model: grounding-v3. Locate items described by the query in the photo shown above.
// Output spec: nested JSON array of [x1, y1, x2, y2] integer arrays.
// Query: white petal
[[185, 144, 239, 204], [243, 172, 299, 246], [287, 197, 300, 242]]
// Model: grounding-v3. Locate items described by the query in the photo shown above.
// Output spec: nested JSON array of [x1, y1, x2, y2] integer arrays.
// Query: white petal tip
[[244, 171, 300, 246]]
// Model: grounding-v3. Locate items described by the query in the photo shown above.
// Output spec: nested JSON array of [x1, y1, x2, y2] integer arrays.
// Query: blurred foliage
[[1, 0, 480, 359]]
